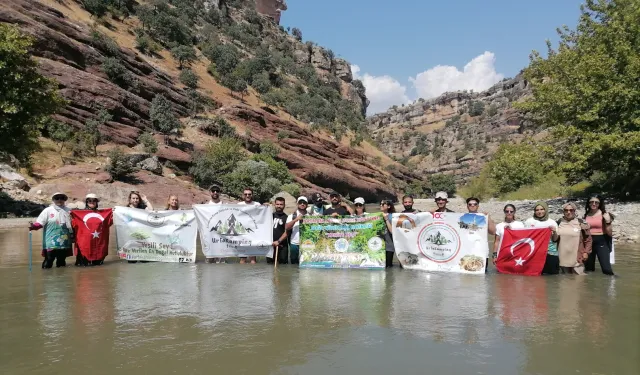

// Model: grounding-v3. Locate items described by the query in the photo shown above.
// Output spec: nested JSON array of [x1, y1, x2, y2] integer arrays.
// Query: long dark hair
[[381, 200, 395, 213], [584, 194, 606, 218], [127, 191, 146, 209]]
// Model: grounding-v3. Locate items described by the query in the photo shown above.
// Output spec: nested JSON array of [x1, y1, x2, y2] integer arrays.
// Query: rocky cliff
[[255, 0, 287, 24], [0, 0, 411, 208], [367, 75, 536, 182]]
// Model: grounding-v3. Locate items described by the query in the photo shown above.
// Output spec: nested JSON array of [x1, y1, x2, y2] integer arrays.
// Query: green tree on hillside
[[179, 68, 199, 89], [170, 45, 197, 69], [291, 27, 302, 41], [517, 0, 640, 197], [0, 24, 65, 164], [46, 119, 74, 164], [150, 94, 181, 143]]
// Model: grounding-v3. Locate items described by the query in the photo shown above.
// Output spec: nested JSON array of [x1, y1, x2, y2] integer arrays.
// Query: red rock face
[[255, 0, 287, 24]]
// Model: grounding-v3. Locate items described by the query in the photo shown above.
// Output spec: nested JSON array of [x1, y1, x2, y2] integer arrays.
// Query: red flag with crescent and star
[[496, 227, 551, 276], [71, 209, 113, 261]]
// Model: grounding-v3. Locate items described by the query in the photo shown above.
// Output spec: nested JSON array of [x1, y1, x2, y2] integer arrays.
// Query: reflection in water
[[0, 227, 639, 375]]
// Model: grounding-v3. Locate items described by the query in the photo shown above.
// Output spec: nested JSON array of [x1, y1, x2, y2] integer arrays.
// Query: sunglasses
[[330, 195, 339, 198], [589, 200, 600, 204], [243, 193, 253, 196], [468, 203, 478, 207], [53, 196, 67, 201], [211, 189, 220, 193], [435, 198, 446, 202], [87, 199, 98, 203], [563, 209, 576, 212], [504, 210, 515, 214], [355, 203, 363, 207]]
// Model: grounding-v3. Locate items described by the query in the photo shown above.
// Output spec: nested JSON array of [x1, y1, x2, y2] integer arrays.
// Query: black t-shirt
[[324, 205, 349, 216], [401, 208, 420, 213], [273, 211, 288, 244]]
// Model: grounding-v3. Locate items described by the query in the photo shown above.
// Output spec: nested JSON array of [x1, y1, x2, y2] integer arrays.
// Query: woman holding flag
[[71, 194, 113, 266], [492, 204, 524, 264], [524, 201, 560, 275]]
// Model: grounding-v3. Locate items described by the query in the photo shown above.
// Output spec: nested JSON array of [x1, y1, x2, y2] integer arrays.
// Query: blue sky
[[280, 0, 585, 114]]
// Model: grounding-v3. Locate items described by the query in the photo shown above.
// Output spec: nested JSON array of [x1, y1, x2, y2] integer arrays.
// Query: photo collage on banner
[[393, 212, 489, 274], [299, 213, 386, 269], [114, 207, 197, 262], [193, 204, 273, 257]]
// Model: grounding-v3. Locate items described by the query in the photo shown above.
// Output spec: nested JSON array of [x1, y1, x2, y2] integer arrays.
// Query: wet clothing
[[557, 218, 592, 273], [289, 244, 300, 265], [586, 235, 614, 275], [42, 249, 68, 268], [382, 213, 395, 267], [268, 211, 289, 264], [34, 205, 73, 267], [324, 205, 349, 216]]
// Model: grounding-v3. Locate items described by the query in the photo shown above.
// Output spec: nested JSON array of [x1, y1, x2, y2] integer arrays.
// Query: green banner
[[299, 213, 386, 269]]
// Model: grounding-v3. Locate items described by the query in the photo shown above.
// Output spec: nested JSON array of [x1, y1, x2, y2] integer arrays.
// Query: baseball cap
[[51, 192, 68, 200], [297, 196, 308, 203], [354, 197, 365, 205], [209, 184, 221, 192], [435, 191, 448, 200], [329, 190, 340, 197]]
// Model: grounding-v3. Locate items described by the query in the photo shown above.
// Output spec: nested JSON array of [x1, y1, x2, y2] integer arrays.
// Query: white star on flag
[[92, 231, 100, 239], [515, 257, 525, 266]]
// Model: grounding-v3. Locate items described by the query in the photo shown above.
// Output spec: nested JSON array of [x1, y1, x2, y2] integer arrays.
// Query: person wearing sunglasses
[[380, 200, 396, 268], [556, 202, 592, 275], [285, 196, 310, 265], [75, 193, 112, 266], [583, 194, 614, 275], [525, 201, 560, 274], [237, 187, 261, 264], [492, 204, 524, 264], [29, 192, 74, 269], [433, 191, 454, 213], [206, 184, 225, 264], [324, 191, 353, 217], [352, 197, 368, 217], [466, 197, 496, 272]]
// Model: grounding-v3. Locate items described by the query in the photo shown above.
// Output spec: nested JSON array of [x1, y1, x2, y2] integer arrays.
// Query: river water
[[1, 228, 639, 375]]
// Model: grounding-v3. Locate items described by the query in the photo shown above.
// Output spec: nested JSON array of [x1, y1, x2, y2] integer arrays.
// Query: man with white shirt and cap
[[285, 196, 309, 265]]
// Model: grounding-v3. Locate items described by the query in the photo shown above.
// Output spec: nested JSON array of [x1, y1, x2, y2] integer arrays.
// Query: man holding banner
[[285, 196, 309, 265], [495, 228, 552, 276]]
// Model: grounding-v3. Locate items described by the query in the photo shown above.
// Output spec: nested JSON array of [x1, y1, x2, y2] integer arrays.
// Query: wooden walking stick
[[274, 245, 279, 270]]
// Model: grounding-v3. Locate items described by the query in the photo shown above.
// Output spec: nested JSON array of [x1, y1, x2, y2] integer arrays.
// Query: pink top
[[585, 214, 603, 235]]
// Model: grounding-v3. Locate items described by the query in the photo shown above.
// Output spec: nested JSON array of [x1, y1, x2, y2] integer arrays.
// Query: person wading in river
[[324, 191, 353, 217], [380, 199, 396, 268], [285, 197, 309, 265], [433, 191, 454, 213], [73, 193, 112, 267], [525, 201, 560, 275], [268, 196, 289, 264], [29, 192, 74, 269], [466, 197, 496, 272], [584, 194, 615, 275], [238, 187, 261, 264], [401, 195, 419, 213], [126, 191, 153, 263], [206, 184, 225, 264], [492, 204, 525, 264], [557, 202, 592, 275]]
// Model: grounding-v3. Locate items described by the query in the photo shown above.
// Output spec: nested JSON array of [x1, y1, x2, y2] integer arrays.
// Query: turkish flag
[[71, 209, 113, 261], [496, 228, 551, 276]]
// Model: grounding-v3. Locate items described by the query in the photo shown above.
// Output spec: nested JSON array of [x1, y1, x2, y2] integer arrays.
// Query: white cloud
[[352, 65, 411, 115], [352, 52, 505, 116], [409, 51, 504, 99]]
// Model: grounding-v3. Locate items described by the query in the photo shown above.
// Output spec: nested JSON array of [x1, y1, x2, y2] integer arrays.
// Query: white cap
[[354, 197, 365, 204], [435, 191, 448, 200], [51, 192, 68, 200], [297, 196, 308, 203], [85, 193, 99, 200]]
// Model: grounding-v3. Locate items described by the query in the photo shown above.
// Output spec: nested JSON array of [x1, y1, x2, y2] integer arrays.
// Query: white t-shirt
[[207, 200, 222, 205], [495, 220, 525, 237], [237, 201, 261, 206], [286, 210, 306, 245]]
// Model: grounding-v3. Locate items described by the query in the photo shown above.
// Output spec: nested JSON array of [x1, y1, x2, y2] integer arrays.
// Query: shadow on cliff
[[0, 192, 46, 218]]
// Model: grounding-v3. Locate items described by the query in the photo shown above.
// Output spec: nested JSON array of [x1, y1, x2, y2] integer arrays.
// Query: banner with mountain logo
[[193, 204, 273, 258], [114, 207, 197, 263], [299, 213, 386, 269], [392, 212, 489, 274]]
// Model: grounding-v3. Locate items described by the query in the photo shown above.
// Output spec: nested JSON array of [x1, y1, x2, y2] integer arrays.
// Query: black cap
[[329, 190, 340, 197], [311, 192, 323, 203], [209, 184, 221, 192]]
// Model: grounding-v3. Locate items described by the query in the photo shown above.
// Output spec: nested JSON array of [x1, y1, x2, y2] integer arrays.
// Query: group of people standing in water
[[28, 187, 615, 276]]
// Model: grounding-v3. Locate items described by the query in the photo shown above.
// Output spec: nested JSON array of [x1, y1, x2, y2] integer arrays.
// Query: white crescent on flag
[[510, 238, 535, 258], [83, 212, 105, 229]]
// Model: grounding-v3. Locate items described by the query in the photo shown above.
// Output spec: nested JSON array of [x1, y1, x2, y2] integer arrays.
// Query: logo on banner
[[417, 223, 461, 262], [367, 236, 383, 251], [207, 208, 257, 237], [334, 238, 349, 252], [147, 213, 165, 227], [301, 239, 315, 251]]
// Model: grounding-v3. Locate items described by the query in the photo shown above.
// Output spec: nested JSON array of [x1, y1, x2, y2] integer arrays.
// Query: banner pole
[[274, 246, 279, 270]]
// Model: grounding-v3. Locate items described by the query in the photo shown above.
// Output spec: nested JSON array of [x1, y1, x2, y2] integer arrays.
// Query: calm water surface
[[1, 228, 639, 375]]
